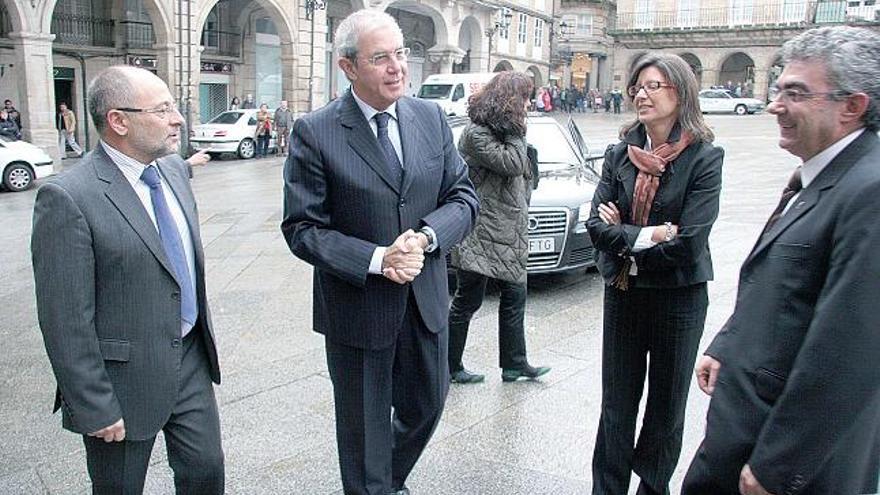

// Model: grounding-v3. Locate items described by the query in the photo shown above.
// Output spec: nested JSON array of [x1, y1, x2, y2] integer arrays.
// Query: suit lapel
[[398, 98, 428, 198], [94, 148, 178, 282], [339, 92, 401, 194], [617, 163, 637, 214], [744, 129, 876, 265]]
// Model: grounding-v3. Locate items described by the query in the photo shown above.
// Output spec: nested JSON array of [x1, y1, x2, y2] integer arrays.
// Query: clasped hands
[[382, 229, 428, 285], [597, 202, 678, 242]]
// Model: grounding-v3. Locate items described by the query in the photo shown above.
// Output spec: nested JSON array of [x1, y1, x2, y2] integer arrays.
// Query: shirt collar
[[100, 141, 155, 186], [800, 128, 864, 189], [351, 89, 398, 124]]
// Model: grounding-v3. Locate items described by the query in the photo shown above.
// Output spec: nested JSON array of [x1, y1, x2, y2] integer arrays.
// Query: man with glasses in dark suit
[[281, 9, 478, 495], [32, 65, 224, 494]]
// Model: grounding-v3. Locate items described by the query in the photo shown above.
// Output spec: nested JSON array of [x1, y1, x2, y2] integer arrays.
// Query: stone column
[[10, 31, 61, 163], [753, 64, 771, 103], [588, 54, 599, 90], [427, 45, 466, 74]]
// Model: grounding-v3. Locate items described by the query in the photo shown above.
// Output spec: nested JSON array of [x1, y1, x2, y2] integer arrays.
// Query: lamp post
[[549, 20, 571, 86], [485, 9, 513, 72], [306, 0, 327, 112]]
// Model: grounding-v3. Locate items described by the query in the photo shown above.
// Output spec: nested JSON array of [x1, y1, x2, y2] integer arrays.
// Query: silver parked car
[[698, 89, 764, 115], [448, 114, 601, 274], [190, 109, 277, 159]]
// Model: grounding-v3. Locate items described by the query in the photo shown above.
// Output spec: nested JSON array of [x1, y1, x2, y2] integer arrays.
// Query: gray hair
[[335, 9, 403, 60], [87, 66, 139, 133], [622, 53, 714, 143], [780, 26, 880, 132]]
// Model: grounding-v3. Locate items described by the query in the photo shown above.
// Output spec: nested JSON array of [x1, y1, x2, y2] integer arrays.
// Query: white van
[[416, 72, 497, 116]]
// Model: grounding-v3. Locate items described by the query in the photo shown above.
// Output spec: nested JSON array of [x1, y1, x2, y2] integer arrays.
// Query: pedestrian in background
[[254, 103, 271, 158], [229, 96, 241, 110], [447, 71, 551, 385], [683, 25, 880, 495], [587, 53, 723, 495], [274, 100, 294, 156], [280, 9, 478, 495], [32, 65, 224, 494], [535, 88, 546, 112], [242, 93, 256, 109], [0, 109, 20, 140], [4, 99, 21, 128], [57, 102, 83, 158], [612, 89, 623, 114]]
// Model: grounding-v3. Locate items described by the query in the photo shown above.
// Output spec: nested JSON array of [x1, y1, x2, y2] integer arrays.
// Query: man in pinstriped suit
[[32, 66, 224, 493], [281, 10, 478, 495]]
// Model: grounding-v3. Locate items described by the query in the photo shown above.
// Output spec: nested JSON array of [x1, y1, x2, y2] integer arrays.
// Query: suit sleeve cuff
[[368, 247, 386, 275]]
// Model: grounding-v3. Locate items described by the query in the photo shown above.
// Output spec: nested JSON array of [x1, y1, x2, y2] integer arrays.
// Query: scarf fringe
[[612, 259, 631, 291]]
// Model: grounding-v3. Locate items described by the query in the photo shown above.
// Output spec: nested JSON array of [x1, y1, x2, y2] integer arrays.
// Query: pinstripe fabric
[[592, 284, 707, 495], [281, 91, 479, 350], [32, 147, 221, 442]]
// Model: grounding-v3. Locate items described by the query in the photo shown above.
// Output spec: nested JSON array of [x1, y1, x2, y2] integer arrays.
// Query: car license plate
[[529, 237, 555, 253]]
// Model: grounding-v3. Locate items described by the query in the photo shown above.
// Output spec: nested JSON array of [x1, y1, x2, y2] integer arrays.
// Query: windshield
[[208, 111, 243, 125], [526, 122, 580, 168], [418, 84, 453, 99]]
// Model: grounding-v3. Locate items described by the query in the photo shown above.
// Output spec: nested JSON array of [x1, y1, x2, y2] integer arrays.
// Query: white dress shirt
[[102, 141, 197, 334], [782, 128, 864, 215]]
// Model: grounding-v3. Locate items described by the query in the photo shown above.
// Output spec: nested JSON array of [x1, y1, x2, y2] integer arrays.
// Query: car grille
[[569, 246, 595, 265], [527, 208, 569, 270], [528, 209, 568, 235]]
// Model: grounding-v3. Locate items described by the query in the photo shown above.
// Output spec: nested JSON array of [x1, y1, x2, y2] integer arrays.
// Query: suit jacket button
[[399, 199, 406, 207], [171, 338, 182, 348], [171, 292, 180, 301]]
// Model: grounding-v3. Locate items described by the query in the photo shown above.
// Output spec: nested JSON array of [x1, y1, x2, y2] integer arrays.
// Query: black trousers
[[447, 269, 528, 373], [82, 329, 224, 494], [592, 283, 708, 495], [325, 294, 449, 495]]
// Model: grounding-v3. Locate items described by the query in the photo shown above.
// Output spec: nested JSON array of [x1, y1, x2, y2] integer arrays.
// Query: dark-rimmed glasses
[[114, 103, 179, 119], [770, 86, 851, 103], [627, 81, 675, 97]]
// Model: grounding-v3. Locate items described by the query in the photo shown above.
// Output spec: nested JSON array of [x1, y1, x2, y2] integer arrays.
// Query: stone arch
[[42, 0, 172, 46], [679, 52, 703, 87], [455, 16, 482, 73], [384, 1, 449, 50], [718, 51, 755, 87], [527, 65, 543, 88], [1, 0, 27, 33], [199, 0, 294, 45], [493, 60, 513, 72]]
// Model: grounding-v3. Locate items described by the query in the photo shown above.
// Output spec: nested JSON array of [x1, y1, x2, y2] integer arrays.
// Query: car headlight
[[577, 201, 592, 223]]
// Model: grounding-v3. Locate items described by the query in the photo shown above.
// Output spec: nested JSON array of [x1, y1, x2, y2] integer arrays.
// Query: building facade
[[609, 0, 880, 101], [0, 0, 551, 159]]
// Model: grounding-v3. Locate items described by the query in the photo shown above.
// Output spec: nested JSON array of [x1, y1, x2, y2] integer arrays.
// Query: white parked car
[[0, 136, 54, 192], [190, 109, 277, 159], [699, 89, 764, 115]]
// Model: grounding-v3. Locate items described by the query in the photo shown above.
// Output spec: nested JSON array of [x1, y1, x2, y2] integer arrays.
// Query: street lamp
[[549, 20, 572, 85], [306, 0, 327, 111], [485, 9, 513, 72]]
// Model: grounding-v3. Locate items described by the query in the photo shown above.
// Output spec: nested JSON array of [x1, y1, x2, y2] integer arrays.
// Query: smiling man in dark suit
[[682, 26, 880, 495], [32, 65, 224, 494], [280, 9, 478, 495]]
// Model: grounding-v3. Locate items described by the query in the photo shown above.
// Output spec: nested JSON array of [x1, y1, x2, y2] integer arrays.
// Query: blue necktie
[[374, 112, 403, 187], [141, 166, 197, 333]]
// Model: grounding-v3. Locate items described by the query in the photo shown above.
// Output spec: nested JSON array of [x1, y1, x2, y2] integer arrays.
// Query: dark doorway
[[54, 78, 74, 150]]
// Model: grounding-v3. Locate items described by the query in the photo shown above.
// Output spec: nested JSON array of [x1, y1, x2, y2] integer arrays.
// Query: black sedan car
[[448, 114, 601, 274]]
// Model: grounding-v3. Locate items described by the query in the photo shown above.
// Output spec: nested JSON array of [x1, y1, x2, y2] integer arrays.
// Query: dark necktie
[[374, 112, 403, 187], [762, 166, 803, 235], [141, 166, 197, 333]]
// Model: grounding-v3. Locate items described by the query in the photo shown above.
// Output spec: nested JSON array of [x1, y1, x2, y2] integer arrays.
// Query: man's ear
[[338, 57, 357, 82], [841, 92, 870, 126], [106, 110, 129, 137]]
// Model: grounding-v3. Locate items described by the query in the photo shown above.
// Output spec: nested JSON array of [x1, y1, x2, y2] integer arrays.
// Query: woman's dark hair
[[467, 71, 533, 139]]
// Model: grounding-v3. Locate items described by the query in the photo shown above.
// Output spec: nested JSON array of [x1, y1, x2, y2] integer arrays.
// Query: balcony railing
[[51, 13, 114, 47], [613, 1, 878, 31], [201, 29, 241, 58], [120, 20, 154, 49]]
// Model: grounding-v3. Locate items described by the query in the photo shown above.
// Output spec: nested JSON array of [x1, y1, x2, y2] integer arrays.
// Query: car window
[[208, 111, 243, 124], [418, 84, 453, 99], [247, 116, 257, 126], [526, 122, 580, 168], [451, 84, 465, 102]]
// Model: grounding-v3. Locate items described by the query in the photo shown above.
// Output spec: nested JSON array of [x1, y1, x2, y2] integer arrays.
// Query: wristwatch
[[663, 222, 674, 242], [419, 226, 438, 253]]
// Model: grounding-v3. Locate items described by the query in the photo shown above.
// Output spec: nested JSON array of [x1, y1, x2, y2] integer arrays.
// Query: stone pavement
[[0, 111, 801, 494]]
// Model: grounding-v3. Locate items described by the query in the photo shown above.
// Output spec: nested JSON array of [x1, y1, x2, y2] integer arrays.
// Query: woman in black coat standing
[[587, 53, 724, 495]]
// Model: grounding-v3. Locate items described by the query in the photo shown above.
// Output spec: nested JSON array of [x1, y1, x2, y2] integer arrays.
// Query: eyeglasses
[[770, 86, 851, 103], [115, 103, 180, 119], [627, 81, 675, 97], [360, 47, 411, 67]]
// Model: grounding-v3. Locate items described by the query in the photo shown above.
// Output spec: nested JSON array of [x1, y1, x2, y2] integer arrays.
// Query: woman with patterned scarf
[[587, 53, 724, 495]]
